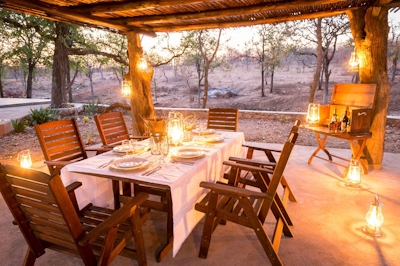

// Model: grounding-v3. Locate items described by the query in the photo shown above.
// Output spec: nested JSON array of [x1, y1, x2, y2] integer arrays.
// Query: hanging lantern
[[363, 194, 384, 237], [121, 80, 131, 97], [344, 159, 361, 187], [17, 149, 32, 168], [306, 103, 320, 126], [167, 111, 184, 146], [348, 48, 359, 72], [137, 57, 148, 72]]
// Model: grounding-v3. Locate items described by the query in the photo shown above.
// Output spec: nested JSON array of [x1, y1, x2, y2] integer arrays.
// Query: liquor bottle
[[329, 109, 337, 131], [341, 111, 349, 132]]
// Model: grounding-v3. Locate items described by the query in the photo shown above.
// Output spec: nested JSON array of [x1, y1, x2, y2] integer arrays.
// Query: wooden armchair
[[34, 119, 109, 176], [0, 164, 148, 266], [207, 108, 239, 131], [94, 111, 149, 149], [230, 120, 301, 203], [195, 132, 298, 266]]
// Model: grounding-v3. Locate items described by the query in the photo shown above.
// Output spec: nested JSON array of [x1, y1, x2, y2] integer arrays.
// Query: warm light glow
[[348, 48, 359, 72], [121, 80, 131, 97], [345, 159, 361, 187], [137, 57, 148, 72], [306, 103, 320, 125], [363, 194, 384, 237], [17, 150, 32, 168], [168, 111, 184, 146]]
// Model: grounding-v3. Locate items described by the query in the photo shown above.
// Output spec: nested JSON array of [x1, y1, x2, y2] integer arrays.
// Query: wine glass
[[122, 140, 131, 158]]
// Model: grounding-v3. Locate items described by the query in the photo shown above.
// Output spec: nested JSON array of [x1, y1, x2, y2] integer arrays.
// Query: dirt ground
[[1, 62, 400, 166]]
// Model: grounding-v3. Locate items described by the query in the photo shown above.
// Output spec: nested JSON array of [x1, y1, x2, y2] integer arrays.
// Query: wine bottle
[[341, 111, 348, 132]]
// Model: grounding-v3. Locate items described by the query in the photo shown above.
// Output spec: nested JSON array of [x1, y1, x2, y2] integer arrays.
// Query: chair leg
[[199, 193, 219, 259], [131, 210, 147, 266], [23, 249, 36, 266]]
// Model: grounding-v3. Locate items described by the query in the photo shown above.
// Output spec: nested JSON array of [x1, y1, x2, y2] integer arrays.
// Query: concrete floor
[[1, 144, 399, 266]]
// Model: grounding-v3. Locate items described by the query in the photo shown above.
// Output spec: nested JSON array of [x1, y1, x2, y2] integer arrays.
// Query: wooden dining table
[[61, 131, 245, 260]]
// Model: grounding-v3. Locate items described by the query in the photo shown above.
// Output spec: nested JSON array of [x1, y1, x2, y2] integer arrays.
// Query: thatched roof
[[1, 0, 399, 37]]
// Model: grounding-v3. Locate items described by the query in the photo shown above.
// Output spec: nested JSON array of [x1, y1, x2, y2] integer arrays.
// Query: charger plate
[[192, 128, 215, 135], [113, 144, 147, 153], [109, 158, 149, 172], [197, 135, 224, 143]]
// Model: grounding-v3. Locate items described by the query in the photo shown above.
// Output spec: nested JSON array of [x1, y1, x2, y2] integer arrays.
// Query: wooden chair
[[94, 112, 149, 148], [207, 108, 239, 131], [195, 131, 298, 266], [34, 119, 108, 176], [0, 164, 148, 266], [232, 120, 301, 203]]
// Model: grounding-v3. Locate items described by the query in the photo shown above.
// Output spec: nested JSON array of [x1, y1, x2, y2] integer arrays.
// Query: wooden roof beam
[[1, 0, 156, 37], [151, 8, 357, 32], [77, 0, 213, 15], [126, 0, 347, 25]]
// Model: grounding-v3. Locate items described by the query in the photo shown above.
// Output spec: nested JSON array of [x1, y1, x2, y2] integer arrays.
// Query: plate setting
[[192, 128, 215, 135], [113, 144, 147, 153], [197, 135, 224, 143], [172, 148, 205, 159], [110, 158, 149, 171]]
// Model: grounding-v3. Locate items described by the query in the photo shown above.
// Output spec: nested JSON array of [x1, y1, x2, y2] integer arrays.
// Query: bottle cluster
[[329, 109, 350, 133]]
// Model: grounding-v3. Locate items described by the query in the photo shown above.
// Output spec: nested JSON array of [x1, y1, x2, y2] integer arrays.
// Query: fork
[[97, 159, 114, 169], [171, 158, 194, 165], [142, 165, 162, 176]]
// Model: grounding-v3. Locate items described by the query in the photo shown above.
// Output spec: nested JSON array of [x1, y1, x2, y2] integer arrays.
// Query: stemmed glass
[[122, 140, 132, 158]]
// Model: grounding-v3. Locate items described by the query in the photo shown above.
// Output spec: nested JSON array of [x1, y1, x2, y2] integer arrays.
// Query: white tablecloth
[[61, 131, 245, 257]]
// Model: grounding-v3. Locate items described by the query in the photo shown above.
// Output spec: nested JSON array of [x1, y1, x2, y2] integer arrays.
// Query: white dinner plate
[[113, 144, 147, 153], [200, 135, 224, 143], [110, 158, 149, 170], [192, 128, 215, 135], [173, 148, 205, 159]]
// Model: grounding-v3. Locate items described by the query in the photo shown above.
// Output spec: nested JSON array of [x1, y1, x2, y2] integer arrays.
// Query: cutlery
[[142, 166, 162, 176], [98, 159, 114, 169], [171, 159, 194, 165]]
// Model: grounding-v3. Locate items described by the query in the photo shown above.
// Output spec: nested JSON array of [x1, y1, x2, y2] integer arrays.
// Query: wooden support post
[[126, 32, 155, 136]]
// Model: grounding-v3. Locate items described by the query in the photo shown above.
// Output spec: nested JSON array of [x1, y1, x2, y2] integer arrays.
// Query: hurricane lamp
[[137, 57, 148, 72], [168, 111, 184, 146], [17, 149, 32, 168], [306, 103, 320, 125], [121, 80, 131, 97], [348, 49, 359, 72], [344, 159, 361, 187], [363, 194, 384, 237]]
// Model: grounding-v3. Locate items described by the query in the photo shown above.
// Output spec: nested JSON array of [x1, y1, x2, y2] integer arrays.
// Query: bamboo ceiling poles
[[347, 7, 391, 170], [126, 32, 155, 136]]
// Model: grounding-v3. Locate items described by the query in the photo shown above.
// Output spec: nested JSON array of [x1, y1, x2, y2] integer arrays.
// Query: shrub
[[11, 119, 28, 133], [29, 107, 60, 125], [85, 100, 100, 115]]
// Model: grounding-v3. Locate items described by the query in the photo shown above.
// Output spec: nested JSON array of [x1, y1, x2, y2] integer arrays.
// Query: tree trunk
[[261, 66, 265, 97], [202, 64, 210, 108], [51, 23, 69, 108], [126, 32, 155, 136], [347, 8, 391, 170], [309, 18, 323, 103], [323, 65, 330, 104], [269, 67, 274, 93], [26, 61, 35, 98], [392, 56, 398, 83], [0, 75, 3, 98]]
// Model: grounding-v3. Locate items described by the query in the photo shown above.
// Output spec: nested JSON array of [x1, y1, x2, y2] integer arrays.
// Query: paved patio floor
[[1, 144, 399, 266]]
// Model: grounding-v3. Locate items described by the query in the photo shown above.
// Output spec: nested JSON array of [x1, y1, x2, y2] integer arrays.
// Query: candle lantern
[[306, 103, 320, 126], [137, 57, 148, 72], [348, 48, 359, 72], [344, 159, 361, 187], [363, 194, 384, 237], [17, 149, 32, 168], [168, 111, 184, 146], [121, 80, 131, 97]]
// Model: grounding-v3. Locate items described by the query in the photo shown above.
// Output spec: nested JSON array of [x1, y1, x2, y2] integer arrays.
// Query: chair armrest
[[85, 147, 111, 154], [78, 192, 149, 246], [200, 181, 269, 199], [242, 143, 282, 154], [223, 161, 274, 174], [228, 157, 276, 168], [44, 160, 71, 168], [65, 181, 82, 194]]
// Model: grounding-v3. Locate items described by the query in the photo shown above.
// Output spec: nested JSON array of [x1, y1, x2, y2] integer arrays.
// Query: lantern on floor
[[17, 149, 32, 168], [363, 194, 384, 237], [121, 80, 131, 97], [168, 111, 184, 146], [348, 48, 359, 72], [306, 103, 320, 126], [344, 159, 361, 187]]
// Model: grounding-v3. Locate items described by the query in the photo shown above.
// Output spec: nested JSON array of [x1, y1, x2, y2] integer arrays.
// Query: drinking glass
[[122, 140, 131, 157]]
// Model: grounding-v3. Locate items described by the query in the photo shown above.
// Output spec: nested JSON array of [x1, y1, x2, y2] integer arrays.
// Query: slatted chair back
[[207, 108, 239, 131], [94, 111, 130, 146], [196, 132, 298, 266], [0, 164, 148, 266], [34, 119, 88, 175]]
